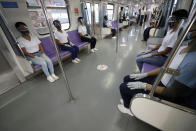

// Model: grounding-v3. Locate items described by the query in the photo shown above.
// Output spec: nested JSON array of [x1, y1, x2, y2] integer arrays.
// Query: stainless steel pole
[[40, 0, 75, 102], [91, 0, 95, 36], [149, 9, 196, 97], [116, 4, 120, 53], [84, 0, 92, 36]]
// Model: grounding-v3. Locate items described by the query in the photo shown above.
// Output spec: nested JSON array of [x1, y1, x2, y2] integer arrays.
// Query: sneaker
[[47, 76, 55, 83], [91, 49, 95, 53], [117, 104, 134, 116], [112, 36, 117, 38], [120, 99, 124, 105], [75, 58, 81, 62], [51, 74, 59, 80], [94, 48, 99, 51], [72, 59, 79, 64]]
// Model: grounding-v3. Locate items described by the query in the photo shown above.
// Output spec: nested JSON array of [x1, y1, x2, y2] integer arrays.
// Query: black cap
[[172, 9, 189, 19]]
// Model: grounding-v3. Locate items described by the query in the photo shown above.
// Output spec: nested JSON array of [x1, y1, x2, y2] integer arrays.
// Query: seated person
[[136, 9, 188, 71], [77, 17, 98, 53], [15, 22, 59, 83], [53, 20, 80, 64], [103, 15, 116, 38], [118, 38, 196, 115]]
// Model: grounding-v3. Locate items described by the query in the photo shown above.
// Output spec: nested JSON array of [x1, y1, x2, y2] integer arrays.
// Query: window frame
[[106, 3, 114, 21], [26, 0, 71, 35]]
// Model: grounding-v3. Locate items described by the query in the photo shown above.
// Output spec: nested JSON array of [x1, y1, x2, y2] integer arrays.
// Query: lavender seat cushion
[[67, 30, 89, 47], [141, 63, 160, 73], [111, 20, 118, 29]]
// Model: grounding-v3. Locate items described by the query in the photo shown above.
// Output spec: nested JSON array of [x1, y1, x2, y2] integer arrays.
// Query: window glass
[[86, 3, 91, 24], [26, 0, 70, 34], [107, 4, 114, 21], [95, 4, 99, 23]]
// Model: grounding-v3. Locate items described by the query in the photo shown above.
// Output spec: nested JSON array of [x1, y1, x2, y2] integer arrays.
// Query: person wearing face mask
[[136, 9, 188, 72], [15, 22, 59, 83], [77, 17, 98, 53], [118, 37, 196, 115], [53, 20, 80, 64]]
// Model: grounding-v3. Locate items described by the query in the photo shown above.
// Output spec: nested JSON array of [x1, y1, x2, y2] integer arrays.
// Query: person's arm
[[39, 44, 45, 54], [55, 39, 64, 46], [146, 84, 165, 94], [151, 44, 161, 51], [21, 47, 35, 58], [147, 67, 161, 76], [152, 47, 172, 56]]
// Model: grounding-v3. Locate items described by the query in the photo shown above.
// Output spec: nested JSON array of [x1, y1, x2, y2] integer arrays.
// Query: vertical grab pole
[[116, 4, 120, 53], [99, 2, 103, 39], [84, 0, 92, 36], [40, 0, 75, 102], [91, 0, 95, 36], [149, 11, 196, 97]]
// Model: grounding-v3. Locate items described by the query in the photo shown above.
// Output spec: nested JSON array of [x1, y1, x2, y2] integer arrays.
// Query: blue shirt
[[167, 51, 196, 89]]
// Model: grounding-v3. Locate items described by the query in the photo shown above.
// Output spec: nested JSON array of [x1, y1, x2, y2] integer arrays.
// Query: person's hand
[[127, 82, 147, 90], [140, 50, 152, 55], [129, 73, 147, 80], [70, 42, 75, 46], [141, 54, 152, 58]]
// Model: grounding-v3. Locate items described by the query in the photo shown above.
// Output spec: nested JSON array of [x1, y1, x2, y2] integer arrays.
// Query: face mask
[[168, 22, 175, 28], [56, 25, 61, 29]]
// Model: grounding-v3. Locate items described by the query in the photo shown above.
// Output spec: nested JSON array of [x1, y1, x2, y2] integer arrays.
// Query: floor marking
[[120, 44, 127, 47], [97, 65, 108, 71]]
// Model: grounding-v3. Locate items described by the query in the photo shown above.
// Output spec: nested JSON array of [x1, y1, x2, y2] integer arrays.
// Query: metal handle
[[40, 0, 75, 102]]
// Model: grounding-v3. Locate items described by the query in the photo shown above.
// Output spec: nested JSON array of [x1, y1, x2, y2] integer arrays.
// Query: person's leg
[[90, 37, 96, 49], [136, 56, 144, 71], [30, 57, 50, 77], [120, 83, 148, 108], [81, 36, 93, 49], [41, 54, 54, 75], [139, 56, 167, 67], [72, 45, 79, 58], [61, 46, 76, 60]]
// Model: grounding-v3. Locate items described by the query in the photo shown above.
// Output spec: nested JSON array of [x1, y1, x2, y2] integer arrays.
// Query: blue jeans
[[136, 51, 167, 71], [60, 45, 79, 60], [27, 51, 54, 77]]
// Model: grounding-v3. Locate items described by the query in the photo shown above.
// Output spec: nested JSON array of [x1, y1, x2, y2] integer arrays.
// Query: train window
[[107, 4, 114, 21], [86, 2, 92, 24], [26, 0, 70, 35], [95, 4, 99, 23]]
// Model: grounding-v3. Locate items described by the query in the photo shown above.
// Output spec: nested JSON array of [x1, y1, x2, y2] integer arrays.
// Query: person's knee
[[123, 75, 130, 82], [119, 83, 128, 93], [40, 61, 47, 67]]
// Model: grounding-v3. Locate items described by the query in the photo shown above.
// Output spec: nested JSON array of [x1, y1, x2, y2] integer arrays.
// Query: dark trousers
[[140, 15, 144, 26], [120, 75, 164, 108], [137, 15, 140, 24], [60, 45, 79, 60], [80, 36, 96, 49], [111, 29, 116, 37]]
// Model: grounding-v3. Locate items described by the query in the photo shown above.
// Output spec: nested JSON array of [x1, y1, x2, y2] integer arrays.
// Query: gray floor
[[0, 25, 158, 131]]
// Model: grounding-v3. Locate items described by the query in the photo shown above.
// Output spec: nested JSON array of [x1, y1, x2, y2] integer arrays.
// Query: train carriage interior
[[0, 0, 196, 131]]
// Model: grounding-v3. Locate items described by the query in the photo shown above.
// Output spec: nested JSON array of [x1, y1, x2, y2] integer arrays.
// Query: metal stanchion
[[99, 2, 103, 39], [40, 0, 75, 102], [116, 4, 120, 53]]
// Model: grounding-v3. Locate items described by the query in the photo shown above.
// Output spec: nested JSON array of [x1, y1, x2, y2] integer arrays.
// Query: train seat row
[[33, 30, 89, 70]]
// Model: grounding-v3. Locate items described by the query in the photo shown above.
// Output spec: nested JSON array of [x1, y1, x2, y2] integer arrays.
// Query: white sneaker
[[94, 48, 99, 51], [51, 74, 59, 80], [117, 104, 134, 116], [47, 76, 55, 83], [75, 58, 81, 62], [120, 99, 124, 105], [72, 59, 79, 64], [91, 49, 95, 53], [112, 36, 117, 38]]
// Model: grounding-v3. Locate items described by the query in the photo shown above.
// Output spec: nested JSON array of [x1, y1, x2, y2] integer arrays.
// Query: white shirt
[[78, 25, 87, 35], [141, 10, 145, 15], [54, 30, 68, 43], [158, 29, 178, 55], [17, 34, 40, 53], [161, 45, 188, 86]]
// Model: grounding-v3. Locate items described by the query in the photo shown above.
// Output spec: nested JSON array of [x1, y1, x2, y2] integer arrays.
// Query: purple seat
[[141, 63, 160, 73], [67, 30, 88, 47], [111, 20, 118, 29]]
